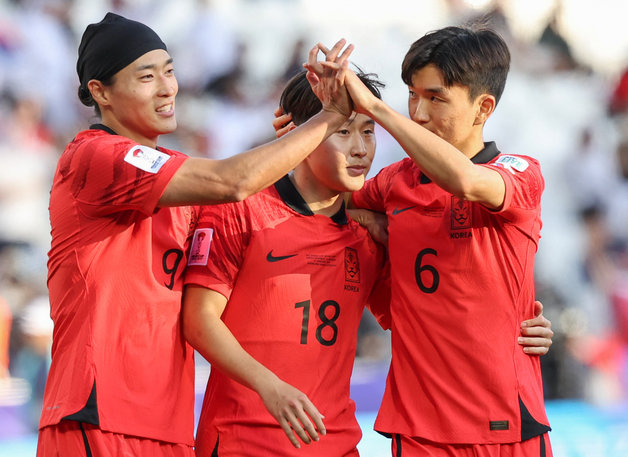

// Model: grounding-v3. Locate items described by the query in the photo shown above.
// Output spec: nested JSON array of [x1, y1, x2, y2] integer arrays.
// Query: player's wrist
[[365, 97, 386, 121], [313, 108, 347, 134]]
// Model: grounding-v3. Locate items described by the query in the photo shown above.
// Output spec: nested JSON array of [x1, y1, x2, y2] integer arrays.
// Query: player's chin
[[156, 118, 177, 135], [340, 176, 365, 192]]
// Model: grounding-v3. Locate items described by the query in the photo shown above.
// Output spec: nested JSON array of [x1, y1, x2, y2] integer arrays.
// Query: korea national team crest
[[344, 247, 360, 283], [451, 196, 472, 230]]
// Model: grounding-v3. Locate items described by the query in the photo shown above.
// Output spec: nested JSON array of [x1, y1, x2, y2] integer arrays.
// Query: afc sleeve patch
[[187, 228, 214, 266], [495, 155, 529, 174], [123, 145, 170, 173]]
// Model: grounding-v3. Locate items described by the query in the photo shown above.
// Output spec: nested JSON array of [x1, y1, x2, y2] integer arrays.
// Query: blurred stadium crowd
[[0, 0, 627, 438]]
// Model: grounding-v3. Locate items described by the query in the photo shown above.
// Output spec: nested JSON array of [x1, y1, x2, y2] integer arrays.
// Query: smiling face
[[407, 64, 488, 156], [301, 113, 376, 197], [93, 49, 178, 147]]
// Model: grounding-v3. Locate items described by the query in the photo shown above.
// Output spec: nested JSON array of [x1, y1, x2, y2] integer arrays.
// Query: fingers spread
[[323, 38, 346, 62], [317, 42, 331, 55], [337, 43, 354, 66]]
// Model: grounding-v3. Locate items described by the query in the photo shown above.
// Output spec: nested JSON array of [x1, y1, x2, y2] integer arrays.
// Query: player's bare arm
[[182, 285, 326, 448], [159, 39, 354, 207], [313, 45, 506, 210], [347, 69, 505, 209]]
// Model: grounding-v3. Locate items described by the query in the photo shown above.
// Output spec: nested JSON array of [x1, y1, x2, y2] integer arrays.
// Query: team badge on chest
[[344, 247, 360, 283], [451, 196, 472, 230]]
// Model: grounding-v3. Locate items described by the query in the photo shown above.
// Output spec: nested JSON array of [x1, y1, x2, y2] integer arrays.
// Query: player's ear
[[88, 79, 110, 107], [473, 94, 496, 125]]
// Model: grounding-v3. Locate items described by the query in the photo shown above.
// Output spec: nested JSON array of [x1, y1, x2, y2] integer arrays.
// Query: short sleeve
[[69, 137, 187, 217], [184, 202, 248, 299], [483, 155, 544, 221]]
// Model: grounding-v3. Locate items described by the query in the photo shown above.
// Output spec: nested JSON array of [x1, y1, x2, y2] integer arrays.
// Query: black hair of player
[[280, 67, 385, 126], [401, 25, 510, 104]]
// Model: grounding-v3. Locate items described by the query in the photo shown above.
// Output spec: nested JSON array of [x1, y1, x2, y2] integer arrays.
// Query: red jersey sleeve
[[184, 202, 248, 299], [66, 134, 186, 217], [483, 154, 544, 222]]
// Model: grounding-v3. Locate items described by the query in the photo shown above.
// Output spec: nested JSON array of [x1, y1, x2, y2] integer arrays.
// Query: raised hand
[[303, 39, 354, 118], [311, 42, 380, 118], [257, 375, 326, 448]]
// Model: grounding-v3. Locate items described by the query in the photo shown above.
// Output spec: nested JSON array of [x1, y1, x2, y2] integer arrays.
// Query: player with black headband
[[37, 12, 352, 457]]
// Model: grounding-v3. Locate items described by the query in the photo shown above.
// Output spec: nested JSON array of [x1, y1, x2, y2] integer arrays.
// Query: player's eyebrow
[[425, 86, 447, 95]]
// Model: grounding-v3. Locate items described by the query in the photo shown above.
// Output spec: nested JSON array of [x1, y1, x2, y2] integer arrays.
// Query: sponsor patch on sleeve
[[123, 145, 170, 173], [495, 155, 529, 174], [187, 228, 214, 266]]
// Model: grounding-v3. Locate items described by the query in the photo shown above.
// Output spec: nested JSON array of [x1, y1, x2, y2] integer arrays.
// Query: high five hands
[[302, 39, 354, 118], [303, 40, 379, 118]]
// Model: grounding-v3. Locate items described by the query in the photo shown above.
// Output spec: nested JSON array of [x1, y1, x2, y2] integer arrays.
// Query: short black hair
[[401, 25, 510, 104], [280, 68, 384, 126]]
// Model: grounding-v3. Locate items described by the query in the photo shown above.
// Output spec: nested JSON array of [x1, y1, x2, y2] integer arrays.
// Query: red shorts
[[390, 433, 552, 457], [37, 421, 195, 457]]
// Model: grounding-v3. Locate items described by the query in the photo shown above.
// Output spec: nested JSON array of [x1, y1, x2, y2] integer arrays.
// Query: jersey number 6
[[415, 248, 439, 293]]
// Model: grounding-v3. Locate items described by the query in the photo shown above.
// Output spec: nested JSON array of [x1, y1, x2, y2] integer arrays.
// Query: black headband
[[76, 12, 167, 88]]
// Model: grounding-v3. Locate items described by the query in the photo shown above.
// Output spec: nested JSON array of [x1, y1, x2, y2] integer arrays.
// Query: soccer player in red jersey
[[184, 65, 554, 455], [37, 13, 354, 457], [308, 25, 554, 456], [183, 69, 390, 457]]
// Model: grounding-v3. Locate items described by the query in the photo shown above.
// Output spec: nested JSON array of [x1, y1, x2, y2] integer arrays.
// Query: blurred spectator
[[5, 0, 79, 140], [166, 0, 240, 94], [0, 296, 10, 379], [609, 65, 628, 116], [10, 295, 52, 429], [537, 14, 580, 72], [0, 92, 56, 250]]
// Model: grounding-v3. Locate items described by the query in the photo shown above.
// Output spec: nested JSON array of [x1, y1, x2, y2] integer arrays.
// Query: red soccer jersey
[[40, 125, 197, 445], [352, 142, 550, 444], [185, 175, 390, 457]]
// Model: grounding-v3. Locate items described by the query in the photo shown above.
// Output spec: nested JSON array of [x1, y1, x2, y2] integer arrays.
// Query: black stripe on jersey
[[78, 422, 93, 457], [63, 382, 99, 425], [393, 433, 402, 456], [211, 436, 219, 457], [274, 175, 348, 225], [90, 124, 118, 135], [540, 433, 547, 457], [520, 396, 551, 441]]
